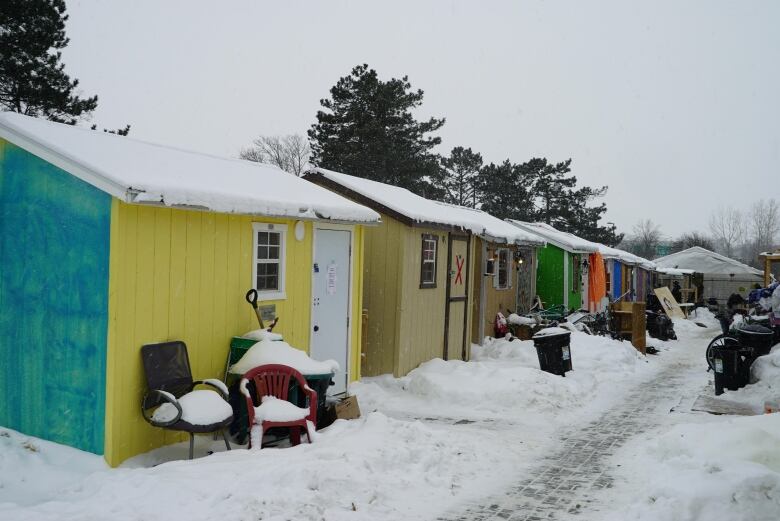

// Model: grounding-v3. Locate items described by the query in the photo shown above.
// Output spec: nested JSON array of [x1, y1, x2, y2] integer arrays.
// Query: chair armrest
[[141, 390, 182, 427], [303, 385, 318, 428], [240, 378, 255, 426], [193, 379, 229, 399]]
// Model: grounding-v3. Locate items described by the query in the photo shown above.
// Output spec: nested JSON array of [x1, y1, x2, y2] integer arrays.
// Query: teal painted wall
[[536, 244, 564, 307], [0, 140, 111, 454]]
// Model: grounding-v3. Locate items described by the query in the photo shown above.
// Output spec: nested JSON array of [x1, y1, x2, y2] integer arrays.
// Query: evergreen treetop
[[0, 0, 98, 124], [308, 64, 445, 197]]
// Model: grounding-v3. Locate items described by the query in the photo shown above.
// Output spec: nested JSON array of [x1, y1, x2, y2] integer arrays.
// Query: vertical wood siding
[[536, 244, 565, 307], [361, 214, 404, 376], [0, 139, 110, 454], [396, 226, 450, 376], [105, 201, 364, 465]]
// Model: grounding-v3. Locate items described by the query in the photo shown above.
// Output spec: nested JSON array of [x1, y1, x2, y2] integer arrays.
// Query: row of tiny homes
[[0, 113, 379, 466], [305, 169, 545, 376], [0, 112, 660, 467], [508, 221, 656, 312]]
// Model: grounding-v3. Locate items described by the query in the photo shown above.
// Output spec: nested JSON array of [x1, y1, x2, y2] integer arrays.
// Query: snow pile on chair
[[151, 390, 232, 425], [230, 338, 339, 375]]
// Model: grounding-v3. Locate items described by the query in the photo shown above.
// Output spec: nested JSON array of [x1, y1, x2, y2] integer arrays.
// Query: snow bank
[[229, 339, 339, 375], [356, 331, 650, 427], [0, 413, 508, 521], [0, 428, 107, 507], [604, 414, 780, 521]]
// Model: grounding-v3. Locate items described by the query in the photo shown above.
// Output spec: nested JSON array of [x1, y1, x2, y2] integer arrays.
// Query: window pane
[[268, 232, 280, 246], [422, 263, 434, 284], [268, 246, 279, 260], [257, 231, 269, 246], [266, 263, 278, 275], [266, 275, 278, 290], [258, 246, 269, 260], [257, 276, 267, 290]]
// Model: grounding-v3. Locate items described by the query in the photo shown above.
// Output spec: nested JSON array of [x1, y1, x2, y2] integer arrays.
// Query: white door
[[311, 228, 351, 394]]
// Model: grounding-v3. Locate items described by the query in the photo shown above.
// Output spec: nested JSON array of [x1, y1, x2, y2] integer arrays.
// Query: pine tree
[[440, 146, 483, 207], [476, 160, 533, 221], [308, 64, 445, 195], [0, 0, 98, 124]]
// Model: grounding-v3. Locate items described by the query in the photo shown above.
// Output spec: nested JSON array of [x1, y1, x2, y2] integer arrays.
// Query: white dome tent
[[653, 246, 764, 304]]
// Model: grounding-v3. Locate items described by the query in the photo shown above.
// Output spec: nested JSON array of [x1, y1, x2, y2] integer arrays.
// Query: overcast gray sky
[[61, 0, 779, 238]]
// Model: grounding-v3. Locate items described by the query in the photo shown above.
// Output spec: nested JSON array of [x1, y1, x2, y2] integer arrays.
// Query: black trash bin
[[532, 328, 572, 377], [737, 324, 775, 359], [711, 343, 752, 395]]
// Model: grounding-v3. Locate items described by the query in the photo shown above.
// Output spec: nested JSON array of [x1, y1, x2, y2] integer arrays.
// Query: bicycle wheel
[[706, 334, 739, 371]]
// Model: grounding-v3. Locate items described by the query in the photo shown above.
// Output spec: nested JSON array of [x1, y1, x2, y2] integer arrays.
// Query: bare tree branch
[[708, 205, 745, 258], [239, 134, 311, 176]]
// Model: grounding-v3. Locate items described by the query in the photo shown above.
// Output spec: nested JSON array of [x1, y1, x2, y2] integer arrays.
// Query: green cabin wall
[[535, 244, 564, 307], [0, 139, 111, 454]]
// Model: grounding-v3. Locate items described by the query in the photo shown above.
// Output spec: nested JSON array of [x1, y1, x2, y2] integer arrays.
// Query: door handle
[[313, 325, 319, 332]]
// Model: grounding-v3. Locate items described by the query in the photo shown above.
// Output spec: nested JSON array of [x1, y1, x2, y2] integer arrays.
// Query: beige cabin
[[305, 169, 476, 376], [470, 239, 541, 343], [305, 169, 545, 376]]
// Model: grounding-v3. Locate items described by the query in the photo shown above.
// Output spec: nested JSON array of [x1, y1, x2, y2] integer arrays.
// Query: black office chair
[[141, 341, 233, 459]]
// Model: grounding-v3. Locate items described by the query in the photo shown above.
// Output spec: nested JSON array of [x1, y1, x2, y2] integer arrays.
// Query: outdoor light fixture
[[485, 258, 495, 276]]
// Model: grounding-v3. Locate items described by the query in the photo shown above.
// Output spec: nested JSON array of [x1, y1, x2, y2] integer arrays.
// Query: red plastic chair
[[240, 364, 317, 448]]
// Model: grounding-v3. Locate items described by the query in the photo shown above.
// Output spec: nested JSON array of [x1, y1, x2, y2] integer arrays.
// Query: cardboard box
[[335, 395, 361, 420], [319, 395, 361, 429]]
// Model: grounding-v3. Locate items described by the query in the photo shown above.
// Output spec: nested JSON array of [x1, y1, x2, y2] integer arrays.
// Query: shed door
[[311, 228, 351, 394], [516, 247, 536, 313], [444, 234, 470, 361]]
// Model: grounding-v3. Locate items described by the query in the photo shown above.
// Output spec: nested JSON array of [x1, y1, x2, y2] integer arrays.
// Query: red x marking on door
[[455, 255, 464, 285]]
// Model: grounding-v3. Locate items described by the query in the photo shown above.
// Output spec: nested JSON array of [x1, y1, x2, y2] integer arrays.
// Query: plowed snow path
[[442, 349, 710, 521]]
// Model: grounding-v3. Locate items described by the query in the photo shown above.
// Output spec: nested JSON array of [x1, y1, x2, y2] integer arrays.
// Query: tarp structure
[[588, 251, 606, 311], [654, 247, 762, 277], [654, 246, 763, 303]]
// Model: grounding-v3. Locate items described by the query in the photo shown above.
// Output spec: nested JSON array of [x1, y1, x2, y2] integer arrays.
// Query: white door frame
[[310, 223, 355, 393], [563, 251, 570, 308]]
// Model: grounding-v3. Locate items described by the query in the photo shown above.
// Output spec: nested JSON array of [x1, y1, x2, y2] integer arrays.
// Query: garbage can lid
[[532, 326, 571, 339], [738, 324, 774, 335]]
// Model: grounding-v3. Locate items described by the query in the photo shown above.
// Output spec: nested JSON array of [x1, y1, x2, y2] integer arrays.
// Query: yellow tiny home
[[0, 113, 379, 466], [304, 169, 544, 376]]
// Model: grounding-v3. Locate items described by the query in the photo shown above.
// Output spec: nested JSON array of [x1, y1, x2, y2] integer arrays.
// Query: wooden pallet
[[691, 395, 758, 416]]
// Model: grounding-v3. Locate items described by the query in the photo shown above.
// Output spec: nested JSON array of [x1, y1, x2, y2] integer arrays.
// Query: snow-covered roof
[[0, 112, 379, 223], [307, 168, 545, 245], [655, 267, 696, 277], [507, 220, 655, 269], [507, 221, 598, 253], [654, 246, 763, 277]]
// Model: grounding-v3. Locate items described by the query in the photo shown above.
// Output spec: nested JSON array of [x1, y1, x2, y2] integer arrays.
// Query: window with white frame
[[252, 223, 286, 300], [420, 234, 438, 288], [494, 248, 511, 289]]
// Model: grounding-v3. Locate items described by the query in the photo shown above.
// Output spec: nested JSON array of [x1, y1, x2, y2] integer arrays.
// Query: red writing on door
[[454, 255, 464, 285]]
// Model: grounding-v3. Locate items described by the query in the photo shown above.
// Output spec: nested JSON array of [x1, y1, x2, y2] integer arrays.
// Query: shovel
[[245, 289, 265, 329], [245, 289, 279, 331]]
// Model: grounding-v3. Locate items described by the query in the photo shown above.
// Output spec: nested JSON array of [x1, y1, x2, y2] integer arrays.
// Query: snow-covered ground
[[1, 309, 778, 521], [588, 312, 780, 521]]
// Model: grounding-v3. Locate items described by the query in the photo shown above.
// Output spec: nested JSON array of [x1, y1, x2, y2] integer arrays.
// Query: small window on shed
[[252, 223, 286, 300], [494, 248, 511, 290], [420, 234, 438, 288]]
